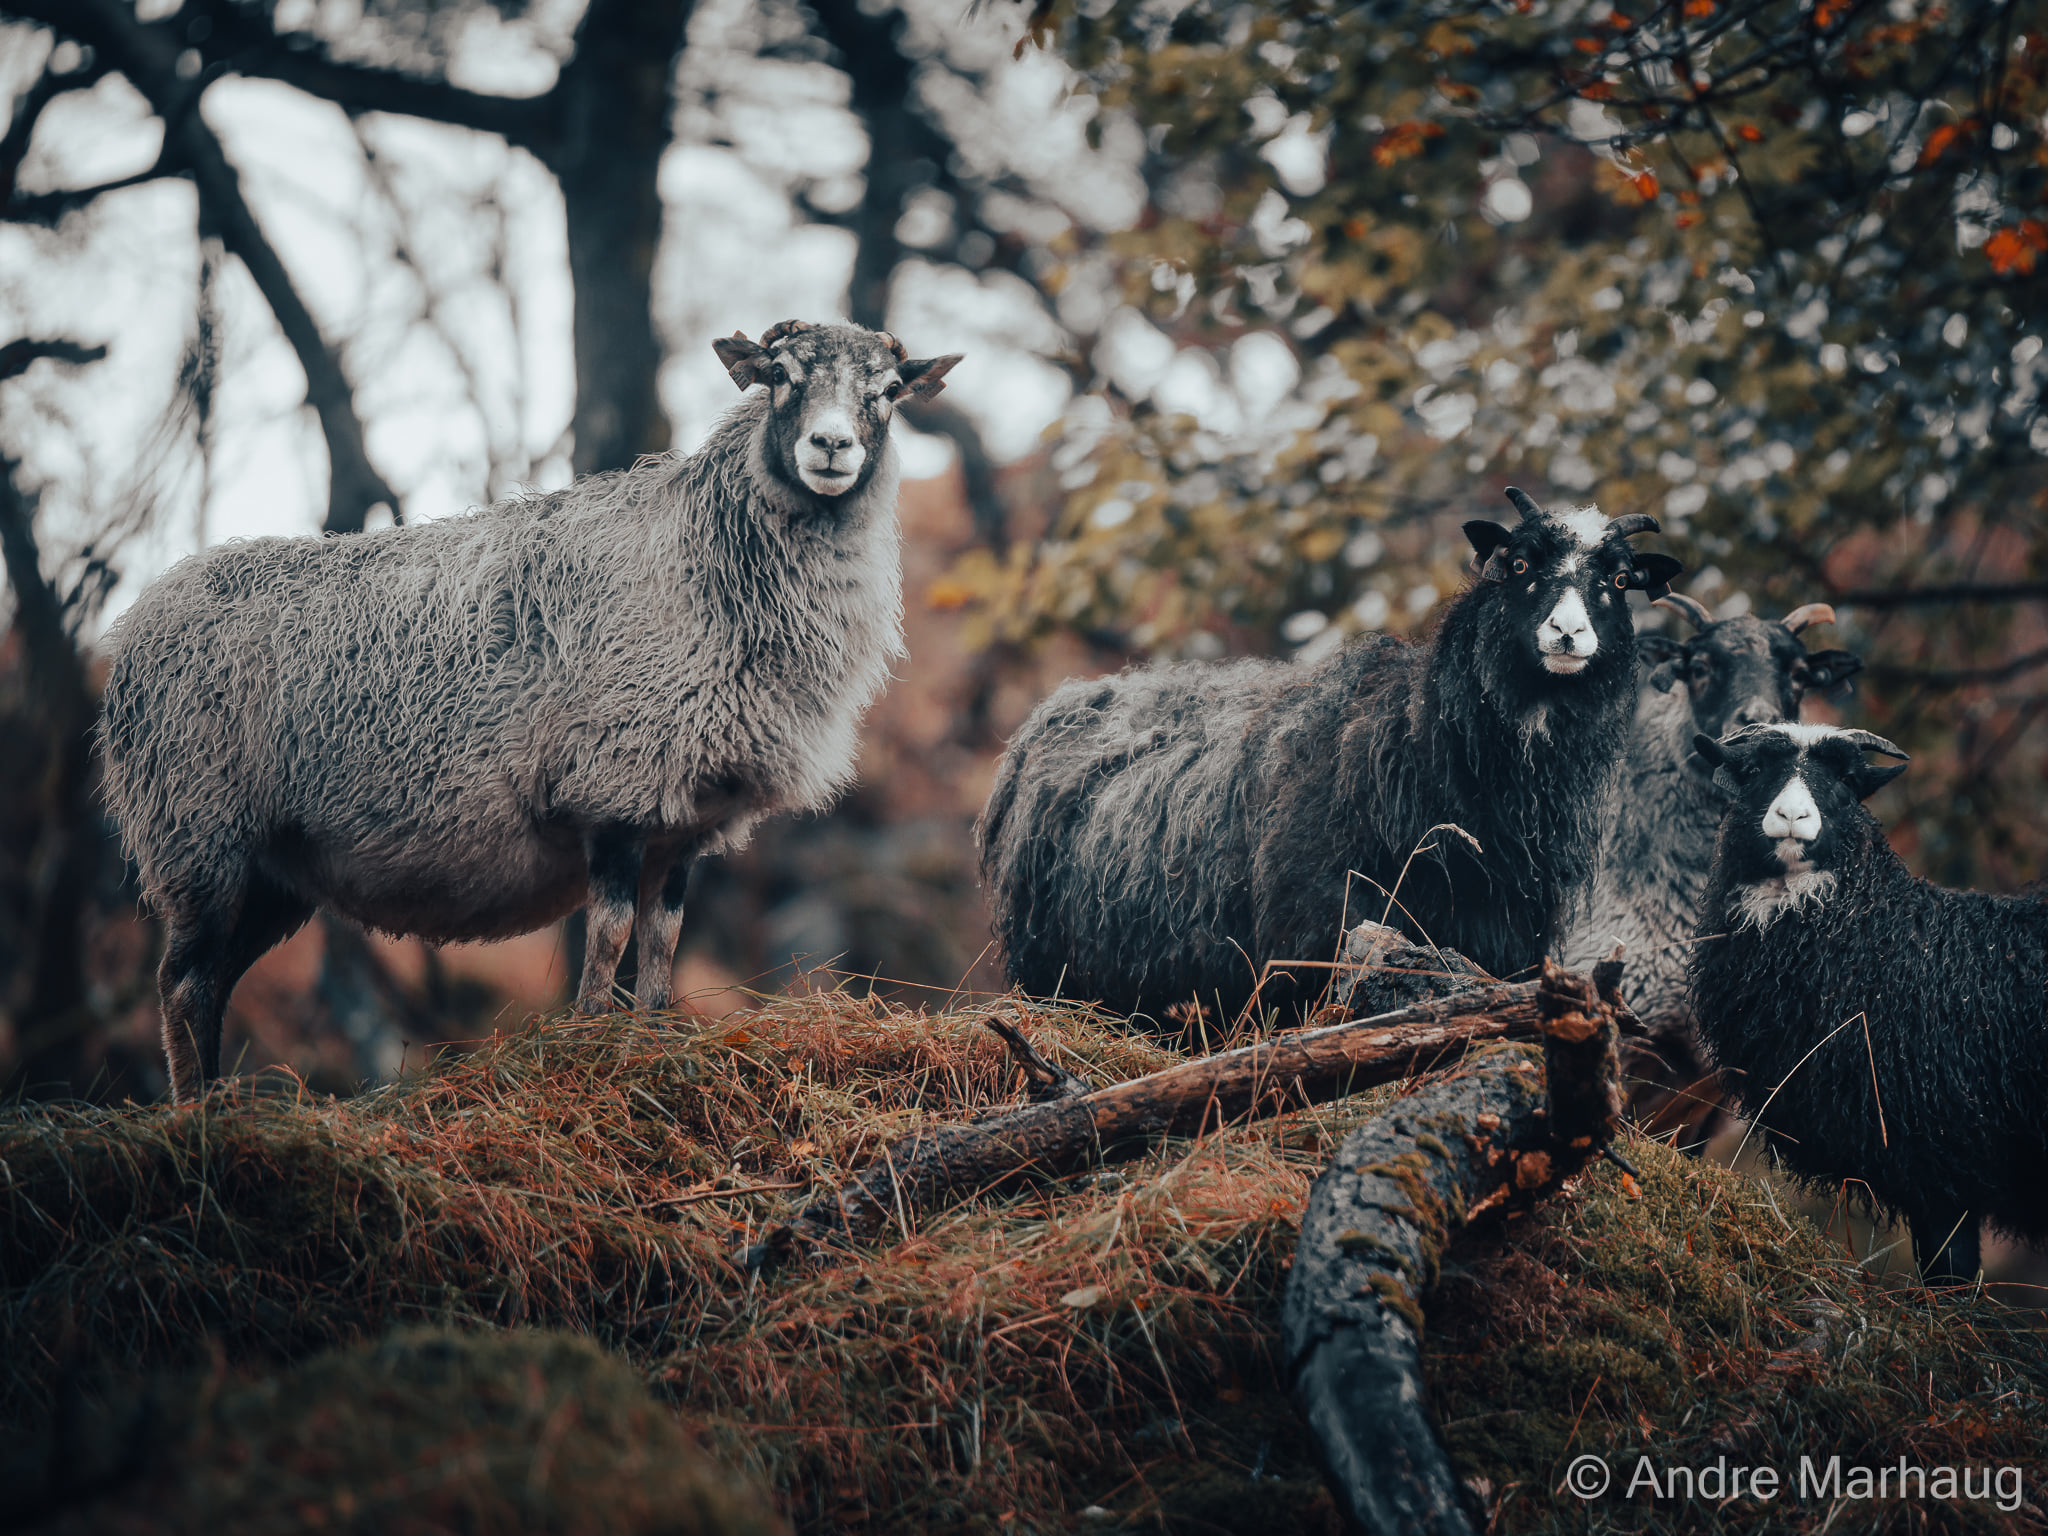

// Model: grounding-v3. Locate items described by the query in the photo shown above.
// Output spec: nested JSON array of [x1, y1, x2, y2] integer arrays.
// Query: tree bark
[[547, 0, 692, 475], [1280, 961, 1625, 1536], [747, 977, 1553, 1269]]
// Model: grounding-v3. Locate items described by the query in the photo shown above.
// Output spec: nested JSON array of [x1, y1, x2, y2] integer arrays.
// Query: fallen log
[[1280, 960, 1626, 1535], [747, 976, 1562, 1271]]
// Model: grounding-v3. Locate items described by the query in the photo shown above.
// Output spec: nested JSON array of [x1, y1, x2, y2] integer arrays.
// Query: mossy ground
[[2, 993, 2042, 1533]]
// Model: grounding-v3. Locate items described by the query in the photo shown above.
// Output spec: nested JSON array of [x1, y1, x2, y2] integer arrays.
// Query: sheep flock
[[98, 325, 2043, 1286]]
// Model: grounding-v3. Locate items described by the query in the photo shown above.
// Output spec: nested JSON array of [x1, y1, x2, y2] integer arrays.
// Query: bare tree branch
[[6, 159, 182, 225], [1867, 646, 2048, 689], [0, 339, 105, 382], [1837, 581, 2048, 610], [9, 0, 401, 533], [0, 51, 110, 206]]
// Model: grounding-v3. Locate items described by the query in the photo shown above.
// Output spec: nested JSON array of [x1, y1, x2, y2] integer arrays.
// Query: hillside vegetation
[[2, 997, 2042, 1534]]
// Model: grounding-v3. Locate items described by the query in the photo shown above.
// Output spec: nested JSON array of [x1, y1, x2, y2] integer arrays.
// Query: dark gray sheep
[[977, 488, 1682, 1030], [1690, 723, 2048, 1282], [1561, 593, 1862, 1144], [100, 319, 961, 1102]]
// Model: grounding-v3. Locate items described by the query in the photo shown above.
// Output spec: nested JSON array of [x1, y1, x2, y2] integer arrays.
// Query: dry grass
[[2, 989, 2044, 1533]]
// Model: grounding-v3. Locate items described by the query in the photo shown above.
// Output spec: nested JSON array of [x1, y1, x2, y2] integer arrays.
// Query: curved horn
[[1604, 512, 1660, 539], [1839, 729, 1908, 760], [1779, 602, 1836, 634], [1654, 593, 1714, 630], [1503, 486, 1543, 522], [758, 318, 817, 348]]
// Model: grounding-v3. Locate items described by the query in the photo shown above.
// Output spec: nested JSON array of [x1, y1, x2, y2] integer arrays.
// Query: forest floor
[[2, 993, 2044, 1535]]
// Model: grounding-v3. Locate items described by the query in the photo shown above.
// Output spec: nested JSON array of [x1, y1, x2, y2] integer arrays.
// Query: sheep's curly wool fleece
[[99, 391, 904, 941]]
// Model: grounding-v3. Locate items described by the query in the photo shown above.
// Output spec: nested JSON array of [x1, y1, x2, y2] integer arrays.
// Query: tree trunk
[[748, 978, 1555, 1269], [550, 0, 693, 475], [1280, 961, 1625, 1535]]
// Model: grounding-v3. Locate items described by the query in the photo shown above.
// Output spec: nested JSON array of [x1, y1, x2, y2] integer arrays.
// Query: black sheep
[[1691, 723, 2048, 1281], [977, 488, 1681, 1028]]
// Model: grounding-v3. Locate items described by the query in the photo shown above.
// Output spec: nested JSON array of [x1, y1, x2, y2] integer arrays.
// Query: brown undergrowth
[[1, 992, 2043, 1533]]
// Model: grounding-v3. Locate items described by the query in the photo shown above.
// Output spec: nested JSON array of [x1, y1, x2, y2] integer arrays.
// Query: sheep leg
[[1909, 1207, 1981, 1285], [158, 914, 233, 1105], [632, 842, 703, 1015], [159, 875, 317, 1104], [576, 828, 644, 1015]]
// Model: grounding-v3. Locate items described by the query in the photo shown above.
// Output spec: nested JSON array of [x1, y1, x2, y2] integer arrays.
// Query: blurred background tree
[[957, 0, 2048, 894], [0, 0, 2042, 1100]]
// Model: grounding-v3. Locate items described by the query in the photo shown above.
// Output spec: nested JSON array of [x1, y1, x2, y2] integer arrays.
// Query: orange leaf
[[1343, 216, 1369, 239], [1985, 219, 2048, 276], [1371, 121, 1444, 167], [1683, 0, 1715, 16], [1607, 11, 1634, 26], [1736, 123, 1764, 143], [1632, 171, 1661, 200], [1580, 81, 1616, 100], [1575, 35, 1605, 51], [1916, 119, 1976, 168], [1676, 211, 1701, 228], [1814, 0, 1848, 25]]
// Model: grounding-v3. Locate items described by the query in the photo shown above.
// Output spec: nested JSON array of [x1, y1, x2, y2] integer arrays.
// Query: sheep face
[[1638, 599, 1864, 751], [1462, 488, 1682, 682], [1694, 723, 1907, 926], [712, 321, 962, 501]]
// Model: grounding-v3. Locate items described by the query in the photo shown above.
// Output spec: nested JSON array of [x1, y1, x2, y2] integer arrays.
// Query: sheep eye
[[768, 364, 789, 387], [1512, 557, 1529, 575], [883, 380, 903, 402], [1614, 571, 1629, 589]]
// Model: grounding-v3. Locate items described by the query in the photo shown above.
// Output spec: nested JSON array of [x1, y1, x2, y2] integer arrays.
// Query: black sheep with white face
[[1461, 491, 1682, 690], [1691, 723, 2048, 1282], [713, 320, 958, 505]]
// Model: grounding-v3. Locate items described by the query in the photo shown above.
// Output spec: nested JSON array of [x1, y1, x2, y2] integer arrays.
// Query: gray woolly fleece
[[1559, 680, 1711, 1033], [100, 391, 905, 949]]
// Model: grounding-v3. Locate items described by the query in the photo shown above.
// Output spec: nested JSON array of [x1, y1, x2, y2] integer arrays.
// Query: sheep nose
[[1538, 589, 1595, 654], [811, 430, 855, 453], [1761, 775, 1823, 842]]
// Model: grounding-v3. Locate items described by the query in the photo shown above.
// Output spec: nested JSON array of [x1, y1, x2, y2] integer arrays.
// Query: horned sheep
[[1690, 723, 2048, 1281], [100, 319, 961, 1102], [977, 488, 1682, 1028], [1562, 592, 1863, 1144]]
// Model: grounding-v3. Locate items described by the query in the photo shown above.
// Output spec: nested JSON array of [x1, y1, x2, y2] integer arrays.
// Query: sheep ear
[[1796, 648, 1863, 700], [1638, 633, 1685, 690], [1848, 759, 1908, 800], [899, 354, 963, 401], [1693, 732, 1743, 795], [712, 332, 771, 390], [1463, 520, 1512, 581], [1628, 553, 1685, 600]]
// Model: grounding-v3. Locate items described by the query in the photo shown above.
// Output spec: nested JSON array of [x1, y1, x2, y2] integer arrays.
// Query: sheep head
[[1638, 593, 1866, 746], [1460, 486, 1684, 682], [712, 322, 964, 500], [1694, 723, 1907, 909]]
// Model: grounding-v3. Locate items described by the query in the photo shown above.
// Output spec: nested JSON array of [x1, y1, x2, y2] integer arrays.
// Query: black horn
[[1839, 729, 1908, 760], [1605, 512, 1661, 539], [1654, 593, 1714, 630], [1504, 486, 1543, 522]]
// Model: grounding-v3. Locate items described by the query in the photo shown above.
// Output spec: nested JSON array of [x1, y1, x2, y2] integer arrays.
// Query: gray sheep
[[1561, 592, 1861, 1144], [100, 319, 960, 1102]]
